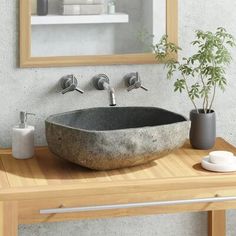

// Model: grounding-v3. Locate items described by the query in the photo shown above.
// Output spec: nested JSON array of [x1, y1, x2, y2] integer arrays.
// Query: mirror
[[20, 0, 178, 67]]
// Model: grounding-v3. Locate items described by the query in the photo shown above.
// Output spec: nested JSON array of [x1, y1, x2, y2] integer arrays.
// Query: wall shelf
[[31, 13, 129, 25]]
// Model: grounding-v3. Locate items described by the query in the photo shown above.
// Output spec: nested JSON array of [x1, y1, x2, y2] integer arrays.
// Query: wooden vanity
[[0, 138, 235, 236]]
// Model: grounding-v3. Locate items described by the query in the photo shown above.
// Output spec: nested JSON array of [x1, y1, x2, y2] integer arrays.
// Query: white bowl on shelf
[[209, 151, 235, 165], [201, 156, 236, 172]]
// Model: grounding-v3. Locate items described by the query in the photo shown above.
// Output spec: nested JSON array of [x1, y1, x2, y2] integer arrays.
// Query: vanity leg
[[208, 210, 226, 236], [0, 201, 18, 236]]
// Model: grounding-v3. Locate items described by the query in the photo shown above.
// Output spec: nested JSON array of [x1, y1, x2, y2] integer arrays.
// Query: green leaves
[[166, 59, 178, 80], [189, 83, 200, 100], [154, 35, 182, 62], [192, 28, 235, 67], [200, 85, 211, 98], [153, 27, 235, 113], [174, 79, 185, 92]]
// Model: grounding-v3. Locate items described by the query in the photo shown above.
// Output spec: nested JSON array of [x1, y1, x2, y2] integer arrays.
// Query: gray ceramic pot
[[190, 109, 216, 150]]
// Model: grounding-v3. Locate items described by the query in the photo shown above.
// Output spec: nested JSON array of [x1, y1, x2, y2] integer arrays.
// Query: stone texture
[[46, 107, 189, 170]]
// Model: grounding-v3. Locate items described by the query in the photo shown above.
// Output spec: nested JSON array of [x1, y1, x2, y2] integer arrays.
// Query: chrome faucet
[[93, 74, 116, 106], [124, 72, 148, 92], [59, 74, 84, 94]]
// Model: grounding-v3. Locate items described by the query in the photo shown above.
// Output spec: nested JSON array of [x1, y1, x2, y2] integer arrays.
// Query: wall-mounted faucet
[[124, 72, 148, 92], [93, 74, 116, 106], [60, 74, 84, 94]]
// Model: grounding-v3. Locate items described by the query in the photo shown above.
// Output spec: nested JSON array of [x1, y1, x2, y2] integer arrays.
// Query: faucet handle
[[140, 85, 148, 91], [93, 74, 110, 90], [60, 75, 84, 94], [75, 87, 85, 94], [124, 72, 148, 92]]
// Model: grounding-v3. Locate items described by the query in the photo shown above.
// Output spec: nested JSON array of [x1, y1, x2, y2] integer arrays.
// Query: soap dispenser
[[12, 112, 35, 159]]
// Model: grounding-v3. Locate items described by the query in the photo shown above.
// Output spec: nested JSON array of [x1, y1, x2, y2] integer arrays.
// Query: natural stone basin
[[45, 107, 190, 170]]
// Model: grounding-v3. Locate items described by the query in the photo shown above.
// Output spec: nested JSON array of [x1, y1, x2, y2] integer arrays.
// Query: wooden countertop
[[0, 138, 236, 202], [2, 137, 236, 227]]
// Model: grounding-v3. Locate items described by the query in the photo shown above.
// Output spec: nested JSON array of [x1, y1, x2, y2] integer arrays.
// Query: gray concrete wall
[[0, 0, 236, 235]]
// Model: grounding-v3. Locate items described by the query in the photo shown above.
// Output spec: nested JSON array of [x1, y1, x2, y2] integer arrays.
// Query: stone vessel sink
[[45, 107, 190, 170]]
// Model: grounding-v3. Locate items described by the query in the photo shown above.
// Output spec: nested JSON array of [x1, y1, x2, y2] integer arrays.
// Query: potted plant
[[154, 27, 235, 149]]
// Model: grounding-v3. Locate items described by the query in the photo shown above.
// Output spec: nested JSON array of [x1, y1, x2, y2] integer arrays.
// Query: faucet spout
[[94, 74, 117, 106], [100, 81, 116, 106], [109, 87, 116, 107]]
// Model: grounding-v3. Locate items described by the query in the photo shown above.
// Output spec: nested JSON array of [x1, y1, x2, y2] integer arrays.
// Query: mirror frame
[[20, 0, 178, 68]]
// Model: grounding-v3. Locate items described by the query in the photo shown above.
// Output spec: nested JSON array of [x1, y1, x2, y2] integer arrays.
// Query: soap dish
[[201, 156, 236, 172]]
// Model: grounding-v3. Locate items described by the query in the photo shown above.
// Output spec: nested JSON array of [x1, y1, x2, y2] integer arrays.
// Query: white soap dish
[[201, 156, 236, 172]]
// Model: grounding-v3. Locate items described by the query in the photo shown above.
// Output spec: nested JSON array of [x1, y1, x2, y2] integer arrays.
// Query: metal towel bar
[[40, 196, 236, 214]]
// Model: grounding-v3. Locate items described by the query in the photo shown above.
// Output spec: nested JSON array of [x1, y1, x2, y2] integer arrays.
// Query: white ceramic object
[[12, 125, 35, 159], [108, 3, 116, 14], [201, 156, 236, 172], [209, 150, 234, 164]]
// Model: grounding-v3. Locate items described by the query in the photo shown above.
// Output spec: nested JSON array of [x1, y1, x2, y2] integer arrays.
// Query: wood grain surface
[[0, 138, 236, 201], [0, 138, 234, 231]]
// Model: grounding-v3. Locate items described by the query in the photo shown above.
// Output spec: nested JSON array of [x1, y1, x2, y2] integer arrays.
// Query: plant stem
[[208, 59, 217, 112], [209, 83, 216, 112], [183, 75, 199, 113], [199, 66, 207, 114], [205, 96, 209, 113], [203, 96, 206, 113]]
